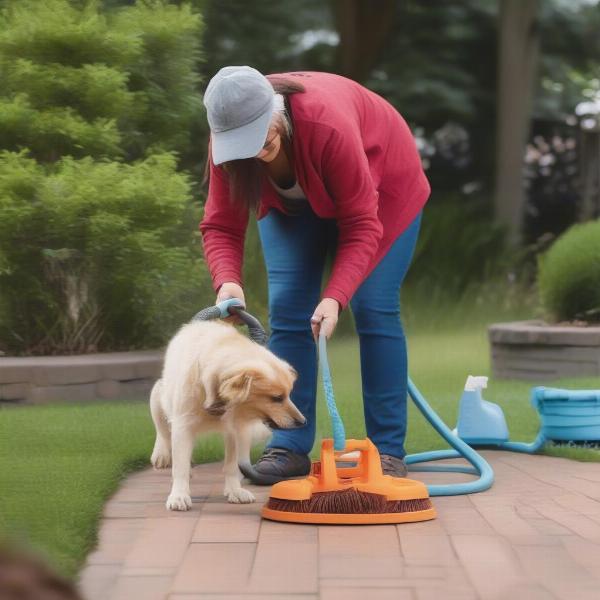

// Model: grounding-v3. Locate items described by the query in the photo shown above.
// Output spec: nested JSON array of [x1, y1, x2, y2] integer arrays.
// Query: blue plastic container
[[532, 387, 600, 441]]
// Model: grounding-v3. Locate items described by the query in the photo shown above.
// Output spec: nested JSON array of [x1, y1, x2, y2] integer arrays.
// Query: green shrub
[[0, 0, 204, 163], [538, 220, 600, 323], [0, 0, 208, 354], [0, 151, 212, 355]]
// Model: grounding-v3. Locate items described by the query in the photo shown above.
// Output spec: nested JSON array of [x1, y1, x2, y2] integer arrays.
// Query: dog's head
[[205, 358, 305, 430]]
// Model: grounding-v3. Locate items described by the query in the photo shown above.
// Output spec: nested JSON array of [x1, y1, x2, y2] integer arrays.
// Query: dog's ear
[[218, 371, 255, 405], [201, 369, 228, 416]]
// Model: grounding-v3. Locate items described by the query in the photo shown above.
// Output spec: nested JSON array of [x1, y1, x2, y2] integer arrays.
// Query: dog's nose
[[294, 418, 306, 427]]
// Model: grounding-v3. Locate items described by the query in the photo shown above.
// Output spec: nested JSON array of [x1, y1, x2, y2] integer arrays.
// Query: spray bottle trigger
[[464, 375, 488, 392]]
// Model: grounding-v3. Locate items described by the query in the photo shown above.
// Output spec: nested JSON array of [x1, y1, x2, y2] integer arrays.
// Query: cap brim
[[210, 101, 273, 166]]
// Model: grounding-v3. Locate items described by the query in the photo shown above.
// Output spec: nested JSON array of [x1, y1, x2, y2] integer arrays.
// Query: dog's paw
[[224, 486, 256, 504], [151, 447, 172, 469], [166, 492, 192, 511]]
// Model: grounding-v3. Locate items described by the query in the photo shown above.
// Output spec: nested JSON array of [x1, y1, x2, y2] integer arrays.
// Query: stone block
[[134, 359, 162, 379], [95, 351, 163, 381], [489, 321, 600, 381], [171, 543, 255, 594], [27, 383, 98, 404], [0, 350, 163, 403], [0, 359, 32, 384], [489, 321, 600, 346], [120, 378, 155, 400], [123, 517, 196, 571], [0, 382, 31, 401], [77, 564, 121, 600], [98, 360, 137, 381], [110, 575, 173, 600], [192, 503, 261, 543], [96, 379, 121, 399], [32, 360, 100, 386]]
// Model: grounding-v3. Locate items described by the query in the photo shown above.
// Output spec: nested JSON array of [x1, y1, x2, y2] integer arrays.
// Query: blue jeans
[[257, 206, 422, 458]]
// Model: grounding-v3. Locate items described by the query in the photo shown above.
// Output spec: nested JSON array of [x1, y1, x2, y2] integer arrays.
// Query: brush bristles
[[267, 487, 432, 514]]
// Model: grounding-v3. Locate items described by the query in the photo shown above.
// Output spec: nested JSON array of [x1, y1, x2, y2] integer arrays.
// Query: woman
[[201, 66, 429, 482]]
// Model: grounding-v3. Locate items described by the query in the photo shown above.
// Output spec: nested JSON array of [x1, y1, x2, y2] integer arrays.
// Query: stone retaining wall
[[0, 350, 163, 404], [489, 320, 600, 381]]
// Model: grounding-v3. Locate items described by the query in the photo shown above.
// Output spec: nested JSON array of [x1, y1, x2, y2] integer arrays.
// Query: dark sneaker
[[380, 453, 408, 478], [239, 447, 311, 485]]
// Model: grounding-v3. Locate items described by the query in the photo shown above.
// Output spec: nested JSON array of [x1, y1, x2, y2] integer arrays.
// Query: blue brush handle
[[318, 332, 346, 451]]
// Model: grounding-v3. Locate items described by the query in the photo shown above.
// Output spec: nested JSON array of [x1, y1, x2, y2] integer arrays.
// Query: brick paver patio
[[79, 451, 600, 600]]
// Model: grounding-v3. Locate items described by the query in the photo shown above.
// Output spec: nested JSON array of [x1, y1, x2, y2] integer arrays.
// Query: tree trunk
[[494, 0, 539, 246], [332, 0, 396, 83]]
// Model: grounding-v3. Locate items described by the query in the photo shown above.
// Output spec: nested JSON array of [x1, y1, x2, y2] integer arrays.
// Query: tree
[[332, 0, 396, 83], [494, 0, 540, 246]]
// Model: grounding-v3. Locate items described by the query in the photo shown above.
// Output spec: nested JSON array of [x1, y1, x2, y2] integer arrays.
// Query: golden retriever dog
[[150, 320, 305, 510]]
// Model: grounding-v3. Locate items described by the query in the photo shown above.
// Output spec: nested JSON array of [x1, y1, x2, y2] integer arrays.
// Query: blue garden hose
[[495, 433, 547, 453], [405, 378, 494, 496], [317, 332, 494, 497]]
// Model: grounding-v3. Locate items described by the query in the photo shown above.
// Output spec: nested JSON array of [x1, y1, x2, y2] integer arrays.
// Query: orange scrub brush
[[262, 437, 435, 524], [261, 333, 436, 525]]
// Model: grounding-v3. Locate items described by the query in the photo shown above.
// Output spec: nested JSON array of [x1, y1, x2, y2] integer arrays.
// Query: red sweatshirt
[[200, 71, 430, 309]]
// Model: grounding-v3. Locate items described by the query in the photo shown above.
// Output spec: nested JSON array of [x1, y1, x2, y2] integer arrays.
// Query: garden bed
[[0, 350, 163, 404], [489, 320, 600, 381]]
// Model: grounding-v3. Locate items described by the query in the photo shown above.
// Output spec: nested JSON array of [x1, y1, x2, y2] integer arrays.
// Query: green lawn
[[1, 317, 599, 578]]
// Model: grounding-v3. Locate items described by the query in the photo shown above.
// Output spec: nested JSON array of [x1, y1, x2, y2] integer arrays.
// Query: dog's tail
[[238, 462, 285, 486]]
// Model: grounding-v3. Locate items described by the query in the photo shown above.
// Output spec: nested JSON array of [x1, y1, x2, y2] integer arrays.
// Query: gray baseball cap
[[204, 66, 275, 165]]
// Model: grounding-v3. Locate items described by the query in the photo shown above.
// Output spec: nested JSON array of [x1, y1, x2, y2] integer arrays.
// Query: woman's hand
[[311, 297, 341, 341], [216, 282, 246, 324]]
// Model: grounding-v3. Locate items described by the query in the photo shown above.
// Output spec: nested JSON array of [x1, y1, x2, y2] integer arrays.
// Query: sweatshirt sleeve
[[199, 159, 249, 292], [320, 127, 384, 308]]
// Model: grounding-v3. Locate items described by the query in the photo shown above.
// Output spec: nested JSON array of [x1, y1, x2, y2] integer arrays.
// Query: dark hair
[[0, 545, 83, 600], [203, 77, 305, 212]]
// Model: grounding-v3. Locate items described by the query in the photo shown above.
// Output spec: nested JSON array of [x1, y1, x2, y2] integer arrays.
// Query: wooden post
[[579, 125, 600, 221]]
